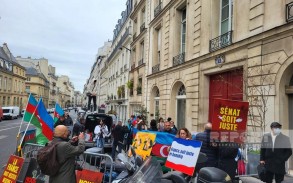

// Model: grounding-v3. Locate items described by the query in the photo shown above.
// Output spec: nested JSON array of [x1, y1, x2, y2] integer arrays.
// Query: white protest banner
[[165, 138, 202, 176]]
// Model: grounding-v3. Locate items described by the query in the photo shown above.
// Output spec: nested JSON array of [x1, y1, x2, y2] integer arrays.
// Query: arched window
[[177, 85, 186, 96]]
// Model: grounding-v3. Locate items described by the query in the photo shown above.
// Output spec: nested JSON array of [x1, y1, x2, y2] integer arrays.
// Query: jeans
[[111, 141, 123, 160], [96, 137, 104, 148], [88, 95, 97, 112]]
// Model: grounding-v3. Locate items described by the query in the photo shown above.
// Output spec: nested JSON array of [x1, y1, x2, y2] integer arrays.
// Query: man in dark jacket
[[163, 121, 177, 135], [54, 115, 66, 128], [260, 122, 292, 183], [195, 122, 218, 169], [49, 125, 85, 183], [64, 112, 73, 126], [111, 121, 124, 160], [72, 117, 85, 136]]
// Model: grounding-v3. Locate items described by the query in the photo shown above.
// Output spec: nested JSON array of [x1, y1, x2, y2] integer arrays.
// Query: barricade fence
[[236, 142, 292, 177], [18, 143, 114, 183]]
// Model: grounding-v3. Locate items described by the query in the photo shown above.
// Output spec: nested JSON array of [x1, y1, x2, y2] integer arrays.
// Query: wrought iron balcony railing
[[209, 31, 233, 52], [286, 2, 293, 22], [154, 3, 162, 17], [120, 67, 123, 73], [173, 52, 185, 67], [152, 64, 160, 74], [138, 58, 144, 67], [124, 64, 127, 71], [140, 22, 145, 33]]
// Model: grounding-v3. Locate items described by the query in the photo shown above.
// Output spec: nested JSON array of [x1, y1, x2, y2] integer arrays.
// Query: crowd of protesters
[[50, 110, 292, 183]]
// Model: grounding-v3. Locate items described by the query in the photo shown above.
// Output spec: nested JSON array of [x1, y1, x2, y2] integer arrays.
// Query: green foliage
[[126, 80, 133, 89], [135, 105, 149, 123]]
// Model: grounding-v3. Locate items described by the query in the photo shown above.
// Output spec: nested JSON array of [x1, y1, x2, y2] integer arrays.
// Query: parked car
[[3, 106, 20, 120], [84, 113, 113, 149], [0, 106, 3, 122], [20, 109, 25, 117], [107, 114, 117, 126]]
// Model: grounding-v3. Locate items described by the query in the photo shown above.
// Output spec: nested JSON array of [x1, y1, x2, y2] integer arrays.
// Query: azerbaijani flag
[[23, 94, 41, 129], [34, 99, 54, 144], [54, 103, 64, 123]]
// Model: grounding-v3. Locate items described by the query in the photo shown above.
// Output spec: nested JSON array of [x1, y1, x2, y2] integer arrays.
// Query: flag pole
[[17, 99, 42, 155], [17, 93, 32, 137]]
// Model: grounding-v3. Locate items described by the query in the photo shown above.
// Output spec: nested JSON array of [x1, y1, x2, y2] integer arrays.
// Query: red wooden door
[[209, 69, 243, 121]]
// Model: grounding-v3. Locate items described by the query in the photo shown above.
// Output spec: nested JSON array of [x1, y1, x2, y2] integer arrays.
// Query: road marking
[[0, 126, 19, 132], [0, 135, 8, 140]]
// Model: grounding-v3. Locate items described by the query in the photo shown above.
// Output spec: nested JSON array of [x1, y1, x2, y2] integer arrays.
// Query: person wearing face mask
[[260, 122, 292, 183]]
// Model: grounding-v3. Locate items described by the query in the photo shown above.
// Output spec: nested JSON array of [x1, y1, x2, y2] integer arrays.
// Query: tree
[[135, 105, 149, 124]]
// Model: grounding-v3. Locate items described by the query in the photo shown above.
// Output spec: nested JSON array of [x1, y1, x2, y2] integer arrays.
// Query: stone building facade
[[0, 43, 27, 110]]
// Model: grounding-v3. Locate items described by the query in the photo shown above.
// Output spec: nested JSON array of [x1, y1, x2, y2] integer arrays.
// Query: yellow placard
[[131, 132, 156, 160]]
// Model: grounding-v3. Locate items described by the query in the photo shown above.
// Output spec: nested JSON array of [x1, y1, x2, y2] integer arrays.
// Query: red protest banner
[[76, 169, 103, 183], [211, 99, 249, 143], [0, 155, 24, 183]]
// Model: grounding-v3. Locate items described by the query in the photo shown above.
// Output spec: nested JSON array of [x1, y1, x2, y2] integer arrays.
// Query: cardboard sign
[[76, 169, 103, 183], [211, 99, 249, 143], [165, 138, 202, 176], [132, 132, 156, 160], [0, 155, 24, 183]]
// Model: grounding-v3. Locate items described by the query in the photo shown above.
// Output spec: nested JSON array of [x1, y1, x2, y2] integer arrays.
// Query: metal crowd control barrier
[[79, 151, 114, 183], [22, 143, 114, 183], [22, 143, 44, 158]]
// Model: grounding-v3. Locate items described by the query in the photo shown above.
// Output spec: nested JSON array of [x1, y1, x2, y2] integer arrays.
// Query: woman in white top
[[94, 120, 108, 148]]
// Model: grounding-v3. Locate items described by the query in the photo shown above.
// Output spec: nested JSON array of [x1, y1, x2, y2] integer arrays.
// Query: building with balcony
[[48, 65, 58, 108], [0, 43, 27, 110], [129, 0, 148, 116], [104, 0, 133, 121], [57, 75, 72, 108], [145, 0, 293, 156], [25, 67, 50, 106]]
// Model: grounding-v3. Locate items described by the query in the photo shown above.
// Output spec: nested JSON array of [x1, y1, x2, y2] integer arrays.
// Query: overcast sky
[[0, 0, 126, 92]]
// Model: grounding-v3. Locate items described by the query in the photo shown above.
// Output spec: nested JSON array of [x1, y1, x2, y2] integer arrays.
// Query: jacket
[[195, 130, 218, 167], [49, 137, 85, 183], [260, 132, 292, 174], [217, 142, 238, 179], [94, 125, 109, 138]]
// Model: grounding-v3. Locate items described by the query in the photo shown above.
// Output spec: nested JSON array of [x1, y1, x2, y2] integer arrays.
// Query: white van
[[3, 106, 20, 120]]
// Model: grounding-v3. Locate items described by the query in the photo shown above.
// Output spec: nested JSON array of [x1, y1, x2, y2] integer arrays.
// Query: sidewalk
[[239, 174, 293, 183]]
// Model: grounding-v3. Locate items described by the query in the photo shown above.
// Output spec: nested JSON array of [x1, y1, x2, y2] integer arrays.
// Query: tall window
[[154, 89, 160, 120], [140, 41, 144, 61], [4, 77, 7, 90], [181, 8, 186, 53], [0, 76, 2, 90], [220, 0, 233, 35], [176, 84, 186, 129], [137, 78, 142, 95], [3, 96, 6, 106], [157, 27, 161, 64]]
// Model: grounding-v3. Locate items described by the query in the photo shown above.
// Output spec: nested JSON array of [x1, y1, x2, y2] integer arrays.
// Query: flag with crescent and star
[[53, 102, 64, 123], [34, 99, 54, 144]]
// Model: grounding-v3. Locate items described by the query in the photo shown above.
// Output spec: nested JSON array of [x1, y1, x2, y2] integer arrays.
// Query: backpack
[[37, 141, 61, 176]]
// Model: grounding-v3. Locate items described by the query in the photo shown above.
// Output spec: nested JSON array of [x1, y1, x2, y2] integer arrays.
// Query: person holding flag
[[19, 96, 54, 148], [53, 103, 64, 124]]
